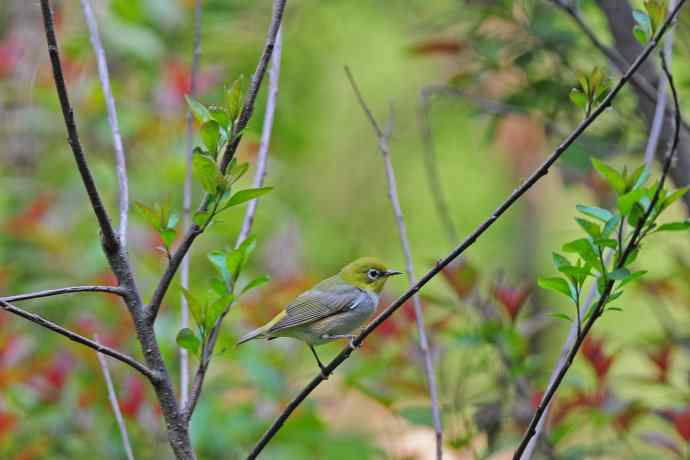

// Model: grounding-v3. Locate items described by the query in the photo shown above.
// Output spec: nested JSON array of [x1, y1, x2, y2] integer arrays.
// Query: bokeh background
[[2, 0, 690, 458]]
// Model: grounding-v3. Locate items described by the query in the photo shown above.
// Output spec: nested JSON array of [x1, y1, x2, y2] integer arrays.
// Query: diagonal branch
[[513, 50, 682, 460], [80, 0, 129, 247], [39, 0, 119, 254], [146, 0, 287, 324], [0, 299, 155, 381], [245, 3, 684, 456], [183, 26, 283, 423], [180, 0, 204, 409], [1, 285, 127, 302], [95, 334, 136, 460], [345, 67, 444, 460]]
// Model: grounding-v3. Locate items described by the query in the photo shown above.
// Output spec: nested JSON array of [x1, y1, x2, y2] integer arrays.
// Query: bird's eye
[[367, 269, 380, 281]]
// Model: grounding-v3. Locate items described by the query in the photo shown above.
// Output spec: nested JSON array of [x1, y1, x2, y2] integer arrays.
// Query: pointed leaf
[[201, 120, 221, 153], [181, 287, 204, 327], [225, 77, 243, 122], [208, 250, 231, 284], [134, 201, 161, 229], [656, 220, 690, 232], [576, 205, 613, 223], [618, 188, 646, 216], [592, 158, 625, 194], [225, 187, 273, 208], [608, 267, 631, 281], [241, 275, 271, 294], [538, 276, 575, 302], [193, 153, 222, 194], [176, 328, 201, 356], [575, 217, 601, 238], [185, 95, 210, 123]]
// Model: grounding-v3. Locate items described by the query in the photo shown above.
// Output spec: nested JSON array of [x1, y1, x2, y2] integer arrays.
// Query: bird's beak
[[384, 269, 403, 277]]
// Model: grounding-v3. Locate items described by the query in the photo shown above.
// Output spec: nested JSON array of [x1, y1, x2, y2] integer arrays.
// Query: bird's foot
[[348, 335, 361, 350], [319, 365, 329, 380]]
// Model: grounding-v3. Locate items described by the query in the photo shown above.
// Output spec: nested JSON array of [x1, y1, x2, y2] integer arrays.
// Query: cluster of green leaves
[[177, 236, 271, 357], [539, 158, 689, 323], [633, 0, 667, 45], [569, 67, 611, 117], [133, 199, 179, 255], [186, 77, 272, 229]]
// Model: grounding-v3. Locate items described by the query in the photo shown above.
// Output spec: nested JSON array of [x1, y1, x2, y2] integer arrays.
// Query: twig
[[513, 48, 683, 460], [95, 334, 136, 460], [0, 299, 155, 380], [245, 3, 683, 456], [548, 0, 687, 133], [40, 3, 196, 457], [180, 0, 203, 409], [183, 26, 283, 422], [345, 67, 443, 460], [644, 0, 678, 165], [80, 0, 129, 247], [1, 285, 126, 302], [146, 0, 287, 324], [39, 0, 119, 254]]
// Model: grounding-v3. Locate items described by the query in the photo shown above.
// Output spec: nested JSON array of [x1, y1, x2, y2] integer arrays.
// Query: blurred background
[[2, 0, 690, 458]]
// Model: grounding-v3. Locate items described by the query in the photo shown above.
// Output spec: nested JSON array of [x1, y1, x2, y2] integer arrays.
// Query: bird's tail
[[236, 326, 268, 346]]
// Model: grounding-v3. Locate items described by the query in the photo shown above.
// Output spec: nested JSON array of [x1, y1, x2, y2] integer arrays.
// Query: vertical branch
[[95, 335, 136, 460], [183, 27, 283, 422], [237, 27, 282, 246], [418, 88, 459, 243], [345, 67, 444, 460], [180, 0, 203, 409], [80, 0, 129, 247], [644, 0, 678, 164]]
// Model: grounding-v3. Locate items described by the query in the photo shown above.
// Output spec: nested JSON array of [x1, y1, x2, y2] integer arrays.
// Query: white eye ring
[[367, 269, 379, 281]]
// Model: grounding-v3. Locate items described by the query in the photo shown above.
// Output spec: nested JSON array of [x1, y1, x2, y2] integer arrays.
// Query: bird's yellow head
[[339, 257, 403, 293]]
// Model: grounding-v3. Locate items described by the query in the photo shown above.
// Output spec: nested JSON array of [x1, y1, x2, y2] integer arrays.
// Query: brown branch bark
[[245, 3, 682, 456], [1, 285, 126, 302], [0, 299, 154, 380]]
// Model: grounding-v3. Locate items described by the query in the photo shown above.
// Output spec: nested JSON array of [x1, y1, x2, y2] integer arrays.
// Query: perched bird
[[237, 257, 402, 375]]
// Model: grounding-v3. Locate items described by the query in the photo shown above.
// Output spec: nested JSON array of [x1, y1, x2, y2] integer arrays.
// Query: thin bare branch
[[345, 67, 443, 459], [0, 299, 155, 380], [146, 0, 287, 324], [39, 0, 119, 254], [80, 0, 129, 247], [95, 335, 136, 460], [1, 285, 126, 302], [183, 27, 283, 423], [245, 4, 684, 456], [644, 0, 678, 164], [513, 49, 682, 460], [180, 0, 203, 409]]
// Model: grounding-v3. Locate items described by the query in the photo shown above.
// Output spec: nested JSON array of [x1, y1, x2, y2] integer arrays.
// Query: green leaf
[[208, 106, 230, 129], [606, 306, 624, 313], [627, 164, 650, 191], [200, 120, 221, 153], [662, 186, 690, 210], [208, 250, 231, 284], [206, 293, 235, 330], [618, 188, 646, 215], [576, 205, 613, 223], [226, 249, 244, 283], [181, 287, 204, 327], [225, 77, 243, 122], [591, 158, 625, 194], [569, 88, 587, 110], [538, 276, 575, 302], [656, 220, 690, 232], [167, 212, 179, 230], [160, 228, 176, 249], [185, 95, 210, 123], [193, 211, 209, 227], [224, 187, 273, 209], [552, 252, 571, 270], [632, 9, 652, 36], [176, 328, 201, 356], [225, 161, 250, 185], [608, 267, 631, 281], [620, 270, 647, 288], [562, 238, 598, 265], [549, 312, 572, 322], [241, 275, 271, 294], [593, 238, 617, 250], [575, 218, 601, 238], [559, 265, 591, 285], [602, 214, 621, 238], [193, 153, 222, 194], [633, 25, 648, 45], [238, 235, 257, 260], [645, 0, 666, 34], [133, 201, 161, 229]]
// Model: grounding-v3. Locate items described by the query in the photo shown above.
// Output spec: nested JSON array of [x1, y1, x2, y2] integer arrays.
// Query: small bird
[[237, 257, 402, 376]]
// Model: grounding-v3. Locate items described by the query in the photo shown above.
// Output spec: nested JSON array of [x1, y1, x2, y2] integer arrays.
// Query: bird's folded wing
[[268, 286, 363, 332]]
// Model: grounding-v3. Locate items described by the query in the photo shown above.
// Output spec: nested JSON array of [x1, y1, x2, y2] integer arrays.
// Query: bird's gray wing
[[269, 281, 363, 332]]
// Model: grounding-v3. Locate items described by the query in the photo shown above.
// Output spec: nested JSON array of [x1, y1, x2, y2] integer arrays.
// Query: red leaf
[[440, 259, 479, 299], [120, 376, 146, 418], [491, 280, 531, 322], [581, 336, 616, 384]]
